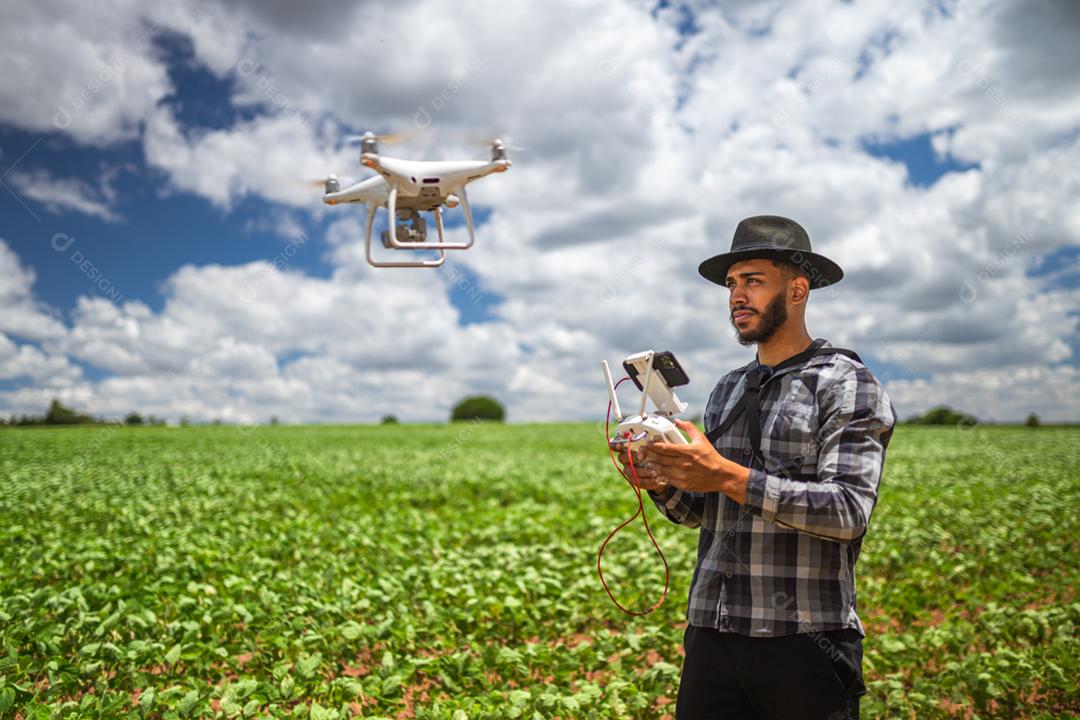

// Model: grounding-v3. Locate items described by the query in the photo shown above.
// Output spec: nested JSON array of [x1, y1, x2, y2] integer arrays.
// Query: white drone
[[317, 132, 511, 268]]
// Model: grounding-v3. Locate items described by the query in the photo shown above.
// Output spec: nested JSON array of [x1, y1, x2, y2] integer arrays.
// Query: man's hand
[[608, 438, 670, 492], [638, 419, 751, 503]]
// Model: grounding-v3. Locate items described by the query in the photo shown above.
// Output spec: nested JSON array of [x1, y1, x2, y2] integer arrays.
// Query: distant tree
[[180, 416, 191, 427], [451, 395, 505, 422], [904, 405, 978, 426], [124, 412, 144, 426], [45, 399, 95, 425], [381, 415, 400, 425], [1025, 413, 1040, 428], [270, 416, 280, 426]]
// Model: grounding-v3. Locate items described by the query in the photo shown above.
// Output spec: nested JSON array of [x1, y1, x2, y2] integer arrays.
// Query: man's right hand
[[609, 439, 670, 492]]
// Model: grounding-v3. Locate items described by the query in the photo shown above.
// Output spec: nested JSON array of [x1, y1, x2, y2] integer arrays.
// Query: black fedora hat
[[698, 215, 843, 290]]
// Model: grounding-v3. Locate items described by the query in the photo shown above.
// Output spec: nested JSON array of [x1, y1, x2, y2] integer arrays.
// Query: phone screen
[[624, 351, 689, 390]]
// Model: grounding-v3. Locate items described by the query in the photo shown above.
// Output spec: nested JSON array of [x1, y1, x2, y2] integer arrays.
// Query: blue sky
[[1, 0, 1078, 423]]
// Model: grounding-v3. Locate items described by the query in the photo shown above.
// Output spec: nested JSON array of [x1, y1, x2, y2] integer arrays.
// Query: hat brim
[[698, 248, 844, 290]]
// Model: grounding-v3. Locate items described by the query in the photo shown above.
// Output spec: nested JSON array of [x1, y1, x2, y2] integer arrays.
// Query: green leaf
[[178, 688, 200, 717], [296, 652, 322, 678], [0, 687, 14, 713], [381, 674, 403, 695], [340, 621, 363, 641], [165, 644, 181, 665]]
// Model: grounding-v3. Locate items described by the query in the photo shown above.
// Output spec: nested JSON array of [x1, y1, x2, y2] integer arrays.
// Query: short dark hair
[[771, 258, 809, 284]]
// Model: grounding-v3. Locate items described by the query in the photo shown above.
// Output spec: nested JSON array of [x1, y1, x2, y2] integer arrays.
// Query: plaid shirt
[[648, 338, 897, 637]]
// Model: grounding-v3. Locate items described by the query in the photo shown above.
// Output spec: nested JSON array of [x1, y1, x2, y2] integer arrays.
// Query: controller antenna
[[601, 361, 623, 422]]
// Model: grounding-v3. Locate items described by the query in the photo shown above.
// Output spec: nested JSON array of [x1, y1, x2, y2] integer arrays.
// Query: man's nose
[[730, 283, 748, 306]]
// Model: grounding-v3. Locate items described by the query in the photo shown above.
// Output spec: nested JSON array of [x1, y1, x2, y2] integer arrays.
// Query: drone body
[[320, 132, 510, 268]]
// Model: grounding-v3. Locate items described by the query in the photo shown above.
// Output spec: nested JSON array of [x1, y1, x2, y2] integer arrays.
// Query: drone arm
[[325, 176, 387, 205]]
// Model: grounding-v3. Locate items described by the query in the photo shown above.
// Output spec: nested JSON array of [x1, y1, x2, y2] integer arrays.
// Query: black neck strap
[[704, 344, 862, 459]]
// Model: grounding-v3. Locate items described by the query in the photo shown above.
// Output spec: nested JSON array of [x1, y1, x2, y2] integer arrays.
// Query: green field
[[1, 423, 1077, 719]]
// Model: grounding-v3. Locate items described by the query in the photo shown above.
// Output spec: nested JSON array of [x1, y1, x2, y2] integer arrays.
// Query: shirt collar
[[739, 337, 832, 378]]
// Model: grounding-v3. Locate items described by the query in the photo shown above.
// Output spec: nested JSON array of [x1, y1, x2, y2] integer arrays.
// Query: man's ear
[[789, 277, 809, 305]]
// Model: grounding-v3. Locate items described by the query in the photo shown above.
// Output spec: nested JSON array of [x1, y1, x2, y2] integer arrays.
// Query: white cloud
[[0, 333, 82, 385], [0, 1, 172, 145], [5, 169, 120, 222], [141, 107, 357, 209], [886, 364, 1080, 424], [0, 239, 69, 342]]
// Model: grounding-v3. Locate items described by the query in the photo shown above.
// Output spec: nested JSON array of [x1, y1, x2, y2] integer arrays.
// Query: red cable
[[597, 379, 670, 616]]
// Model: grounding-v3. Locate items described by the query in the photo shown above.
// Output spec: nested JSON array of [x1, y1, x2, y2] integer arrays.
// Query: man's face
[[725, 259, 791, 346]]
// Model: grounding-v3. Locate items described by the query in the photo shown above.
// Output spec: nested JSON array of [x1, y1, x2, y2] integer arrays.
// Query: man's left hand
[[639, 419, 750, 502]]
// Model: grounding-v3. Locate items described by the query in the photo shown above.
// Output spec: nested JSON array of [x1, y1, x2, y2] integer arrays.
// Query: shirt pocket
[[767, 402, 820, 460]]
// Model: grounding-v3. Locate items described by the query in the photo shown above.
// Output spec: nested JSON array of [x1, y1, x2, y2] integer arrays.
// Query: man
[[613, 215, 897, 720]]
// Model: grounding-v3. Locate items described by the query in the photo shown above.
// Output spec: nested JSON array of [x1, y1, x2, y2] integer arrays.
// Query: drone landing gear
[[364, 183, 480, 268], [364, 202, 446, 268]]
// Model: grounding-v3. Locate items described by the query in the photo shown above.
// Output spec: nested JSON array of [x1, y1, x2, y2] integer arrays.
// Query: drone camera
[[382, 211, 428, 248]]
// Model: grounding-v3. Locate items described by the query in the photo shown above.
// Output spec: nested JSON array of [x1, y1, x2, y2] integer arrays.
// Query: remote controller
[[602, 350, 690, 451]]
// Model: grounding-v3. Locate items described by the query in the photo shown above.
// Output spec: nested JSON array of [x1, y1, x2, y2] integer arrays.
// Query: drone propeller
[[460, 133, 527, 152], [344, 130, 418, 145], [495, 139, 527, 152], [296, 174, 341, 194]]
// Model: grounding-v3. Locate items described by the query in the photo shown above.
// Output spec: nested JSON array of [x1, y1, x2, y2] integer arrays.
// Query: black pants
[[676, 624, 866, 720]]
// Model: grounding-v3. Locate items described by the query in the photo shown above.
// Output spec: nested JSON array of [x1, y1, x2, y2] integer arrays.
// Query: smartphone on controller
[[623, 351, 689, 391]]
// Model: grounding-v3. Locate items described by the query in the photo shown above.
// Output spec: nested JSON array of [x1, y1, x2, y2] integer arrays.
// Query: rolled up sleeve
[[648, 486, 706, 528]]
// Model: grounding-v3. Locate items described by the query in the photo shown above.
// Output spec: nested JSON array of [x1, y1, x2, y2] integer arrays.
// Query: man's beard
[[732, 290, 788, 346]]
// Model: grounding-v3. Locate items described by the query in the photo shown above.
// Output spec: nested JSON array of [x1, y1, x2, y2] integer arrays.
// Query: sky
[[0, 0, 1078, 424]]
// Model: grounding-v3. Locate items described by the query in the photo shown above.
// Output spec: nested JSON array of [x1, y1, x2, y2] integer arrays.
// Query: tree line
[[16, 398, 1044, 428], [3, 395, 509, 427], [901, 405, 1042, 427], [1, 399, 165, 427]]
